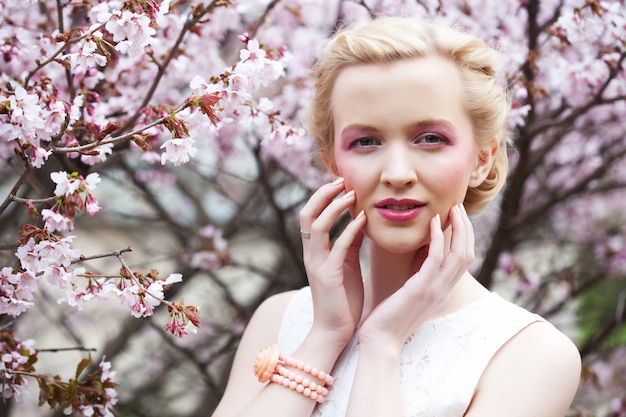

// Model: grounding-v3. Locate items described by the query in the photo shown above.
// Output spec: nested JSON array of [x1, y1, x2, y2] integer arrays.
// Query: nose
[[380, 144, 417, 188]]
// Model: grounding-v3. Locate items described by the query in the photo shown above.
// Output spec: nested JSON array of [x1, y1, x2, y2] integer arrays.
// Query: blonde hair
[[306, 16, 511, 213]]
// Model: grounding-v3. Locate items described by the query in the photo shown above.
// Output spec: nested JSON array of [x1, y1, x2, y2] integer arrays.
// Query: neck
[[361, 227, 488, 322], [362, 242, 429, 318]]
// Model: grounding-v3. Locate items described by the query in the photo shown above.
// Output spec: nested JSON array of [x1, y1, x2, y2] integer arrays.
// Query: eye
[[416, 133, 448, 145], [349, 136, 381, 148]]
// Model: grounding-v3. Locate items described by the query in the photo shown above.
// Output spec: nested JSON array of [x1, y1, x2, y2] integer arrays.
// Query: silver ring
[[300, 230, 311, 239]]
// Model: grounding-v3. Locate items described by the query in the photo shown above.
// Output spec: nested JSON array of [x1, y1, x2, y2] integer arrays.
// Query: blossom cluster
[[0, 328, 37, 401], [0, 338, 120, 417], [42, 171, 102, 232], [115, 270, 184, 319], [0, 266, 37, 317], [9, 222, 191, 322], [165, 300, 201, 338], [55, 357, 119, 417], [2, 0, 295, 408]]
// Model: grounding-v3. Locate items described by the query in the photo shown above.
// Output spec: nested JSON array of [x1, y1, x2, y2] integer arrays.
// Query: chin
[[367, 231, 429, 255]]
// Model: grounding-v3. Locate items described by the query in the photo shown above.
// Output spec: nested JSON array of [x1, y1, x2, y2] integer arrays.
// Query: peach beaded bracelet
[[253, 344, 334, 403]]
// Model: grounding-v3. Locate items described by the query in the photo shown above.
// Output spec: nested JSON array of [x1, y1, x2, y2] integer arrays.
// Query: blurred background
[[1, 0, 625, 416]]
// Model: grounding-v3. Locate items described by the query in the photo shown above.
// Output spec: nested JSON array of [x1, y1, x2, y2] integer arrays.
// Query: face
[[329, 56, 490, 253]]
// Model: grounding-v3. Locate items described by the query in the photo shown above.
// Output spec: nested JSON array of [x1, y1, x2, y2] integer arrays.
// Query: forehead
[[330, 56, 470, 135]]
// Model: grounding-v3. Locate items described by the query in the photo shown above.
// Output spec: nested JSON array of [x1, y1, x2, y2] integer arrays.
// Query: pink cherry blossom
[[189, 251, 221, 270], [28, 145, 53, 168], [84, 194, 101, 215], [41, 209, 74, 232], [51, 171, 81, 197], [102, 10, 156, 57], [15, 236, 80, 273], [8, 85, 44, 132], [0, 334, 36, 401], [0, 267, 37, 317], [239, 39, 266, 69], [160, 137, 197, 166], [63, 36, 107, 72]]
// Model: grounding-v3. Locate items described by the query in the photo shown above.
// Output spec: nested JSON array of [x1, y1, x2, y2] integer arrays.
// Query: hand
[[299, 178, 368, 350], [358, 203, 475, 352]]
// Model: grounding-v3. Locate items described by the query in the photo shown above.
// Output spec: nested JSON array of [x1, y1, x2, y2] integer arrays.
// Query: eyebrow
[[341, 119, 455, 134]]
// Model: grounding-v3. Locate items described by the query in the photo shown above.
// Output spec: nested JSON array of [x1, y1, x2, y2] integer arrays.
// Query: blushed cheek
[[336, 164, 361, 218]]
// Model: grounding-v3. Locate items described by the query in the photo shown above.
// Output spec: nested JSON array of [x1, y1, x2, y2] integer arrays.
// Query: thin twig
[[0, 154, 33, 217], [37, 346, 97, 353], [9, 195, 58, 205], [52, 103, 189, 153], [75, 246, 134, 264], [24, 21, 106, 88]]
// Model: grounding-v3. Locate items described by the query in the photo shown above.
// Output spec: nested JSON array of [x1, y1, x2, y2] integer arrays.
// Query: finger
[[436, 205, 474, 289], [447, 204, 474, 268], [459, 203, 475, 259], [307, 190, 357, 260], [299, 177, 345, 230], [414, 214, 445, 279], [448, 204, 468, 259], [325, 210, 367, 268], [299, 177, 345, 252]]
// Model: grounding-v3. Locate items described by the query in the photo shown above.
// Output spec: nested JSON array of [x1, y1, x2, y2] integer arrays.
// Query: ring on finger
[[300, 230, 311, 239]]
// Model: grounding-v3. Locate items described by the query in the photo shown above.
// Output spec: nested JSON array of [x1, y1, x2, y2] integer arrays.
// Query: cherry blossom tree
[[0, 0, 624, 416]]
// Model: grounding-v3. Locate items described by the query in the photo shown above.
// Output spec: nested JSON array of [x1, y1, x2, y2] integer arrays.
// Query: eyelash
[[417, 133, 448, 145], [348, 137, 380, 148], [348, 133, 448, 148]]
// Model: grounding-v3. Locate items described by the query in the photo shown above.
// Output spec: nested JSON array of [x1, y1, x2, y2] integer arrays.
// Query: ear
[[469, 138, 498, 188]]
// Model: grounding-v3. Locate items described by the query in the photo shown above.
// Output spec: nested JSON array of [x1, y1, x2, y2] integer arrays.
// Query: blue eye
[[417, 133, 447, 145], [349, 137, 380, 148]]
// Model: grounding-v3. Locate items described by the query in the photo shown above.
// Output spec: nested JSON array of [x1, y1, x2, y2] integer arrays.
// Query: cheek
[[333, 149, 356, 188], [340, 168, 360, 211], [335, 161, 365, 217], [432, 152, 474, 188]]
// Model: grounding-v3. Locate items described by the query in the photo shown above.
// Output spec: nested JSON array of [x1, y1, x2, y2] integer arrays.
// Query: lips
[[381, 203, 420, 211], [375, 198, 425, 222], [375, 198, 425, 209]]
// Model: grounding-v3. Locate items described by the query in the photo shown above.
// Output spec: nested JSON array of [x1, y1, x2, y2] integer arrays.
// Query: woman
[[212, 16, 581, 417]]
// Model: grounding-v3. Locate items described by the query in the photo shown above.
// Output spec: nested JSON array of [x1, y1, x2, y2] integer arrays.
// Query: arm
[[213, 178, 368, 417], [465, 321, 581, 417], [210, 291, 294, 417], [211, 291, 345, 417]]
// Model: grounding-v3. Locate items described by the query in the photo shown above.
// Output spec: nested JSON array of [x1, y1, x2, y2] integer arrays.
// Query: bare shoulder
[[466, 321, 582, 417], [211, 290, 299, 417], [245, 290, 300, 339]]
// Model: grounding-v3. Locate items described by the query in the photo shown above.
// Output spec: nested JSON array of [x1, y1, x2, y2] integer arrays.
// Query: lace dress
[[277, 286, 545, 417]]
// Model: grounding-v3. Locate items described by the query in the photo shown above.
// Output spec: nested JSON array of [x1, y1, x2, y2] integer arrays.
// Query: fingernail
[[343, 189, 355, 199], [435, 213, 441, 225], [355, 210, 365, 219], [332, 177, 344, 185]]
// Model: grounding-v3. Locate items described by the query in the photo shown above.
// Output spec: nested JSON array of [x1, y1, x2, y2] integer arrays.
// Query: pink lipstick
[[375, 198, 425, 222]]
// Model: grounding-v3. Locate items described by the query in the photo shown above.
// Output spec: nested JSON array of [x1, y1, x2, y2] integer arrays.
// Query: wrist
[[358, 328, 404, 359], [302, 324, 351, 362]]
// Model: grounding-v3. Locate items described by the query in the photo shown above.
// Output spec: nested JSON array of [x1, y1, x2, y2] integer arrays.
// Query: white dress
[[277, 286, 546, 417]]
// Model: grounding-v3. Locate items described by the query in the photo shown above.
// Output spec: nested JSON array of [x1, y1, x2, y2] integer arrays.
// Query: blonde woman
[[212, 16, 581, 417]]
